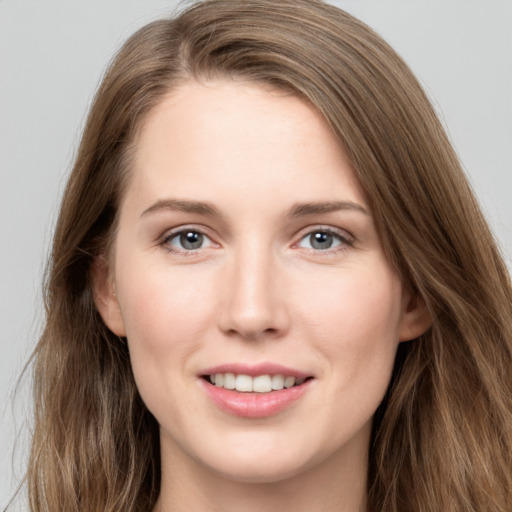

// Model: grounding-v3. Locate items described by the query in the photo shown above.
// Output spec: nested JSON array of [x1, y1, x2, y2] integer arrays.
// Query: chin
[[207, 456, 312, 485], [196, 436, 331, 485]]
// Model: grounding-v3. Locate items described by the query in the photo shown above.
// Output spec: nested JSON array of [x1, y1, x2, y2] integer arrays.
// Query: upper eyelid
[[161, 224, 212, 240], [294, 225, 354, 242]]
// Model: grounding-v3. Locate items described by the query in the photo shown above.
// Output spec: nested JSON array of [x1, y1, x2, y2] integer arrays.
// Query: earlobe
[[91, 256, 127, 337], [399, 291, 432, 342]]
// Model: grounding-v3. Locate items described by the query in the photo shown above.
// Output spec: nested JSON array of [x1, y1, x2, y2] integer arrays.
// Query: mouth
[[202, 373, 312, 392], [199, 363, 314, 417], [199, 365, 314, 418]]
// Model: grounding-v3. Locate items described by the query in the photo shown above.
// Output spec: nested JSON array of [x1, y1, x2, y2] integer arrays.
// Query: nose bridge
[[218, 237, 288, 339]]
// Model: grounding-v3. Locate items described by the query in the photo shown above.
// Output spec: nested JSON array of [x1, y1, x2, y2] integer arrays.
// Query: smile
[[199, 365, 314, 418], [208, 373, 307, 392]]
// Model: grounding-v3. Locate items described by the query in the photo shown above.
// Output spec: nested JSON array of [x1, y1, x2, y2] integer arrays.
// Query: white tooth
[[215, 373, 224, 387], [235, 374, 253, 392], [284, 376, 296, 388], [209, 375, 215, 384], [271, 374, 285, 390], [223, 373, 236, 390], [295, 377, 306, 385], [253, 375, 272, 393]]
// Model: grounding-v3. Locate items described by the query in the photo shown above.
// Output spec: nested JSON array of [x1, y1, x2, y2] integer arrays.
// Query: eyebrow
[[286, 200, 369, 217], [140, 199, 221, 218], [140, 198, 369, 219]]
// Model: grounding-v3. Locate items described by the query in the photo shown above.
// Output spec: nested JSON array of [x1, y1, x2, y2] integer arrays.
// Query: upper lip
[[200, 362, 311, 378]]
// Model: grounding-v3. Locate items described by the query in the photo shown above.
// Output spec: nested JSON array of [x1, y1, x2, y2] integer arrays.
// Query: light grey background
[[1, 0, 511, 506]]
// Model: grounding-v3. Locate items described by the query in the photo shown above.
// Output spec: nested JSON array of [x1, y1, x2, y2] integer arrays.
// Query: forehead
[[124, 79, 366, 213]]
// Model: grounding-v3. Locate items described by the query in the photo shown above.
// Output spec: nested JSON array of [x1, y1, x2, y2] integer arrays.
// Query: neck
[[153, 425, 370, 512]]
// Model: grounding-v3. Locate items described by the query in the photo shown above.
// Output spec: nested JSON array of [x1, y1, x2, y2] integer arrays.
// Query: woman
[[24, 0, 512, 511]]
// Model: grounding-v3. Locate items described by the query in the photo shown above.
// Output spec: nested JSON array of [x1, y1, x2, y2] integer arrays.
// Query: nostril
[[222, 326, 282, 342]]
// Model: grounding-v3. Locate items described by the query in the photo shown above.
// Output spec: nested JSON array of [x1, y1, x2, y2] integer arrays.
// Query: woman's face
[[97, 80, 425, 484]]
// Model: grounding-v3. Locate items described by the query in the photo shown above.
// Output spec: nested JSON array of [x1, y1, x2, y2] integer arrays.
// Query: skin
[[95, 80, 430, 512]]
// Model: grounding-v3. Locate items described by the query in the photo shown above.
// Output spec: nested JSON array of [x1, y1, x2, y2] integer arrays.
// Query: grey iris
[[180, 231, 203, 250], [310, 232, 333, 250]]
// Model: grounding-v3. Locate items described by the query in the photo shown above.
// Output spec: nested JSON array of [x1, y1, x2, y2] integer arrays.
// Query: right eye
[[163, 229, 214, 253]]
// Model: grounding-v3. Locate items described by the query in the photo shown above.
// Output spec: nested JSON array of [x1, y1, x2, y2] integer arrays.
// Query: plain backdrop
[[1, 0, 511, 506]]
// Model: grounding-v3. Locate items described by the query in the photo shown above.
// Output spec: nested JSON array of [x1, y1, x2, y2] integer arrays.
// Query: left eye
[[297, 230, 345, 250], [165, 230, 213, 251]]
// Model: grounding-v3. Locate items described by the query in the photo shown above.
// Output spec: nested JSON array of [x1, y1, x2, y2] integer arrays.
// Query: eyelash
[[294, 226, 354, 255], [160, 226, 354, 256], [161, 226, 214, 255]]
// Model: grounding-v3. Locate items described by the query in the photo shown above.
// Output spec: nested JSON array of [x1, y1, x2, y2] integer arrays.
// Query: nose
[[217, 245, 290, 341]]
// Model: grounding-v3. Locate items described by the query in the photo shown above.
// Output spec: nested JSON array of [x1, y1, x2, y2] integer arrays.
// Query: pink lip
[[200, 380, 312, 418], [198, 363, 314, 418], [200, 362, 310, 379]]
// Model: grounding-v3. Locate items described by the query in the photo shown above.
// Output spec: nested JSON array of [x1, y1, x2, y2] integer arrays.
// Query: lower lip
[[200, 379, 313, 418]]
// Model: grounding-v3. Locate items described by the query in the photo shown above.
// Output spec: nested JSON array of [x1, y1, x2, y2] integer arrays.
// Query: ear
[[91, 256, 127, 337], [399, 289, 432, 342]]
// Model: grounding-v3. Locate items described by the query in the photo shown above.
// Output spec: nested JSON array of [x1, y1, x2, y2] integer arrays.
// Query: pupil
[[180, 231, 203, 250], [311, 232, 332, 250]]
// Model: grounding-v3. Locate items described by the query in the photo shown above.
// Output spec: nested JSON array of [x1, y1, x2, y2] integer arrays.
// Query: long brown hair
[[27, 1, 512, 511]]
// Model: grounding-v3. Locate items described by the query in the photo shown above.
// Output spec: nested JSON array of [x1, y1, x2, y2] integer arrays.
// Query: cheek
[[114, 259, 217, 416], [297, 263, 403, 377], [118, 259, 210, 337], [114, 255, 218, 393], [296, 266, 403, 441]]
